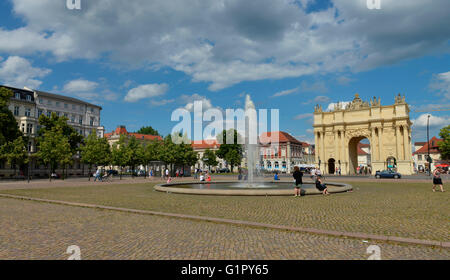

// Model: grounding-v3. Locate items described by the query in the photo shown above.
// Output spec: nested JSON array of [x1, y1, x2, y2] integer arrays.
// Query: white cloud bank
[[0, 56, 51, 88], [125, 84, 168, 102], [0, 0, 449, 91]]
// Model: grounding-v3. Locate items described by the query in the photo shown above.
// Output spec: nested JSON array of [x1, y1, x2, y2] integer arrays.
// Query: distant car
[[375, 170, 401, 179], [107, 170, 118, 175]]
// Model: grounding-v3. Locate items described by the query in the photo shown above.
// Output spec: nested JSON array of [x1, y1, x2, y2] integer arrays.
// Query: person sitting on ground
[[293, 166, 303, 197], [199, 173, 205, 182], [432, 167, 445, 192], [315, 176, 329, 195], [274, 172, 280, 181]]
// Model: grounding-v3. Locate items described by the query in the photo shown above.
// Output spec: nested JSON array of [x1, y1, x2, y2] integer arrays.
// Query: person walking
[[293, 166, 303, 197], [165, 168, 169, 179], [432, 167, 445, 192], [94, 168, 102, 182]]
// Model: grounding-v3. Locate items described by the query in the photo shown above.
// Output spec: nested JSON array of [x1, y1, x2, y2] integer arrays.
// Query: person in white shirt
[[165, 169, 169, 179]]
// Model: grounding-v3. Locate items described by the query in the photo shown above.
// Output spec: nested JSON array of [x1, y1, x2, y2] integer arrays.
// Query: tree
[[111, 135, 129, 180], [37, 128, 72, 181], [202, 149, 218, 172], [0, 136, 29, 177], [125, 136, 145, 178], [143, 139, 162, 177], [216, 129, 243, 172], [0, 87, 22, 146], [80, 132, 111, 181], [136, 126, 160, 136], [438, 125, 450, 160], [38, 112, 83, 154]]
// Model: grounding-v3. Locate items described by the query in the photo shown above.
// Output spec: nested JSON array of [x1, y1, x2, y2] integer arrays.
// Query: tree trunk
[[88, 165, 91, 181], [120, 166, 122, 180], [49, 165, 52, 182]]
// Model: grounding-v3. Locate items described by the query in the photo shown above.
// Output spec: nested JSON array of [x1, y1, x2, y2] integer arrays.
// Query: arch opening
[[348, 137, 372, 175]]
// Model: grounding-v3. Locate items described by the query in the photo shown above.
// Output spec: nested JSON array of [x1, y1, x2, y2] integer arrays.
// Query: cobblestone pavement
[[2, 181, 448, 242], [0, 198, 448, 260]]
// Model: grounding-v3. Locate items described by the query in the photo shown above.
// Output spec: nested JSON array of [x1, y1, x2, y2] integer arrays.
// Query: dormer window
[[15, 92, 20, 99], [26, 95, 31, 101]]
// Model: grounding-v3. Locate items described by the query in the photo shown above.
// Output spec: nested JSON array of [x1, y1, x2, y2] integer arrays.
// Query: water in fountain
[[244, 94, 259, 185]]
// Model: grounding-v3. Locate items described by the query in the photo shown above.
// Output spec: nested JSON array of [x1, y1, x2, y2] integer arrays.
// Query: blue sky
[[0, 0, 449, 144]]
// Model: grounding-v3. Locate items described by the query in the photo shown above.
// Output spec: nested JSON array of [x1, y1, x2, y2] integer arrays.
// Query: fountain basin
[[154, 181, 352, 196]]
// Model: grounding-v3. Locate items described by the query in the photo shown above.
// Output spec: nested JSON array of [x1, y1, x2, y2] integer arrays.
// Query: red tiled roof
[[259, 131, 303, 145], [191, 140, 220, 149], [413, 137, 442, 155], [357, 145, 368, 155], [105, 126, 162, 141]]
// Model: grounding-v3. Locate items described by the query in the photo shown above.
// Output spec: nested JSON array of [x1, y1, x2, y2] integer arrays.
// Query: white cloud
[[272, 87, 299, 97], [293, 113, 313, 120], [150, 99, 175, 106], [429, 71, 450, 100], [299, 81, 328, 93], [63, 79, 99, 93], [1, 0, 450, 90], [181, 94, 216, 112], [0, 56, 51, 88], [124, 83, 168, 102], [411, 114, 449, 128], [326, 101, 351, 111], [314, 96, 330, 103], [336, 76, 354, 86]]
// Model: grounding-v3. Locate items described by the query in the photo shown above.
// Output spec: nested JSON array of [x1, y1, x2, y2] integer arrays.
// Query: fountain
[[244, 94, 259, 185], [154, 95, 353, 195]]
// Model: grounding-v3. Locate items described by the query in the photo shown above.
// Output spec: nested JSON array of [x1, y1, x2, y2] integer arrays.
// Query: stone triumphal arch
[[313, 94, 414, 175]]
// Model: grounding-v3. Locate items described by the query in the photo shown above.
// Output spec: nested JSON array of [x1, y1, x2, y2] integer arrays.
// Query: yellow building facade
[[313, 94, 414, 175]]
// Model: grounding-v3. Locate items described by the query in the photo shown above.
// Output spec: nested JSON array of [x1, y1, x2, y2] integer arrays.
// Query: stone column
[[321, 130, 325, 171], [334, 130, 339, 161], [314, 132, 319, 165], [378, 127, 383, 162], [371, 128, 377, 161], [396, 125, 402, 161], [403, 125, 410, 160]]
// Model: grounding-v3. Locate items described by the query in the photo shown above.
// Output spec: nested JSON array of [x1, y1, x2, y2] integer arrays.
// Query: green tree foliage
[[216, 129, 243, 172], [80, 131, 111, 180], [438, 125, 450, 160], [37, 127, 72, 181], [135, 126, 160, 136], [0, 136, 29, 176], [125, 136, 145, 177], [111, 135, 129, 179], [0, 87, 22, 146], [202, 149, 218, 171], [38, 112, 83, 154]]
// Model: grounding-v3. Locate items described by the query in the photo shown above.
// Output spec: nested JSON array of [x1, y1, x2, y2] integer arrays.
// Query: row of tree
[[0, 87, 248, 180]]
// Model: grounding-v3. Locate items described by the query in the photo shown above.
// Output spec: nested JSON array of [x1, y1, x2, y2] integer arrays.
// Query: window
[[26, 95, 32, 101], [418, 155, 422, 160], [39, 98, 44, 104], [72, 104, 76, 110], [64, 103, 68, 109], [56, 101, 60, 107], [28, 141, 32, 152], [27, 124, 33, 134], [25, 108, 31, 117], [90, 117, 95, 126], [14, 106, 19, 116], [47, 100, 52, 105], [38, 109, 43, 117], [15, 92, 20, 99], [90, 107, 94, 113], [71, 115, 75, 122], [64, 113, 68, 118], [79, 116, 83, 124], [21, 123, 25, 132]]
